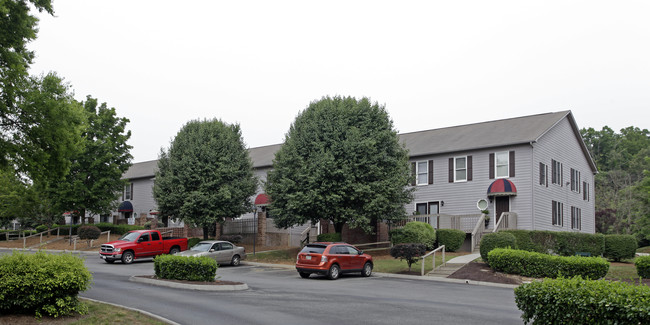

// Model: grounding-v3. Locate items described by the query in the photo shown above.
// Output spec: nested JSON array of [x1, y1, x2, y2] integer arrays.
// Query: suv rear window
[[300, 245, 326, 254]]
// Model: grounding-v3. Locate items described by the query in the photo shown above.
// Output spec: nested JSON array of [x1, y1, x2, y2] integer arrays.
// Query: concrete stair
[[426, 263, 465, 277]]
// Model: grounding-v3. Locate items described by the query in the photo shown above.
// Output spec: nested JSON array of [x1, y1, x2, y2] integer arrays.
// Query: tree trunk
[[334, 222, 344, 235], [203, 226, 209, 240], [80, 209, 86, 225]]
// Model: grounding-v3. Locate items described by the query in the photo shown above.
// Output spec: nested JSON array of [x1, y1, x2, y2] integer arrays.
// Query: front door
[[495, 196, 510, 225]]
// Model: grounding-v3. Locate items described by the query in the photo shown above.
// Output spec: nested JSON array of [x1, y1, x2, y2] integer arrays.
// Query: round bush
[[143, 221, 165, 229], [636, 256, 650, 279], [77, 225, 101, 240], [317, 232, 342, 242], [35, 225, 48, 233], [437, 229, 466, 252], [390, 243, 427, 271], [604, 234, 637, 262], [220, 234, 243, 243], [480, 232, 516, 264], [390, 221, 436, 249]]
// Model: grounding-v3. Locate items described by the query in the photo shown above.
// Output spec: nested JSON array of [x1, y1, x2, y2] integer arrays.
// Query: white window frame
[[414, 201, 441, 215], [552, 200, 563, 226], [571, 206, 582, 230], [414, 202, 428, 215], [124, 183, 132, 200], [416, 161, 428, 186], [539, 162, 548, 186], [495, 151, 509, 178], [454, 156, 467, 182], [570, 168, 581, 193], [552, 160, 563, 186]]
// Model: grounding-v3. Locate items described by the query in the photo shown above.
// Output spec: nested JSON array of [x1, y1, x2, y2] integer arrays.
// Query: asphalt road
[[77, 252, 523, 325]]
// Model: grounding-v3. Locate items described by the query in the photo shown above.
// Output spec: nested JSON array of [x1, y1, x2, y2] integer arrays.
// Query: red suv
[[295, 242, 373, 280]]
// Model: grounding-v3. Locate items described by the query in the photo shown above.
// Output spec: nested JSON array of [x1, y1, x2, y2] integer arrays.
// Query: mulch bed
[[135, 275, 243, 286], [448, 261, 526, 285]]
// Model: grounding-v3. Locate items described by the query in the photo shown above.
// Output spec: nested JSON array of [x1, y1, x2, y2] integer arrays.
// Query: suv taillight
[[321, 255, 328, 263]]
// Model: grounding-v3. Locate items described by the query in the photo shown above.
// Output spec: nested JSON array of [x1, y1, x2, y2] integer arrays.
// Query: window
[[495, 151, 509, 178], [539, 162, 548, 186], [124, 183, 133, 200], [552, 200, 563, 226], [151, 232, 160, 241], [570, 168, 581, 192], [417, 161, 428, 185], [583, 182, 590, 201], [571, 206, 582, 230], [415, 203, 428, 215], [139, 233, 150, 242], [455, 156, 467, 182], [551, 160, 563, 185], [221, 242, 233, 250], [414, 202, 440, 215]]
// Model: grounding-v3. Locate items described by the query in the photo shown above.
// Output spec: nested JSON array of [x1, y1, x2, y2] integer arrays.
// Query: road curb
[[80, 297, 181, 325], [129, 276, 249, 291]]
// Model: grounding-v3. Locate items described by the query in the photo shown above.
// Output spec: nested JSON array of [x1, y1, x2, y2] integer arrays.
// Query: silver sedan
[[177, 240, 246, 266]]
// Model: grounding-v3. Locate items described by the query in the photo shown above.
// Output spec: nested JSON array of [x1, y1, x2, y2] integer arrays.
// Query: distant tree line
[[581, 126, 650, 245]]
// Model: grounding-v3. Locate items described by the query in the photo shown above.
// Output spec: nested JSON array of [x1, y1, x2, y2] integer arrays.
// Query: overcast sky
[[28, 0, 650, 163]]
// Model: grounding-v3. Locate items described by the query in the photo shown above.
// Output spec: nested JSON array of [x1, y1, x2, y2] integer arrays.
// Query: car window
[[334, 245, 348, 254], [139, 233, 150, 242], [221, 243, 233, 250], [191, 242, 212, 252], [346, 246, 359, 255], [151, 232, 160, 241], [211, 243, 220, 251], [300, 245, 326, 254]]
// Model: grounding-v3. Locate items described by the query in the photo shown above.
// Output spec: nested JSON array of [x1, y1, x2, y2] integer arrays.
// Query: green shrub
[[0, 251, 91, 318], [188, 237, 203, 248], [390, 221, 436, 249], [515, 276, 650, 325], [636, 256, 650, 279], [503, 230, 605, 256], [317, 232, 342, 242], [78, 225, 101, 240], [35, 225, 48, 233], [390, 243, 427, 272], [604, 234, 637, 262], [221, 234, 243, 243], [488, 248, 609, 279], [479, 232, 516, 265], [154, 254, 218, 282], [436, 229, 466, 252], [94, 223, 144, 235]]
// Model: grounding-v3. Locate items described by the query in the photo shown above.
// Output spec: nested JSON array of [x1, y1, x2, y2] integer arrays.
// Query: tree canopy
[[54, 96, 132, 223], [154, 119, 257, 239], [581, 126, 650, 245], [265, 96, 413, 234]]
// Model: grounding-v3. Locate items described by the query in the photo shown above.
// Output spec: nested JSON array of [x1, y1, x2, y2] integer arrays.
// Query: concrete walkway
[[426, 253, 480, 278]]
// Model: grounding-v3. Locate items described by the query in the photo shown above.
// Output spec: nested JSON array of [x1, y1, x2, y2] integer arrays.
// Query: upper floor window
[[539, 162, 548, 186], [551, 159, 563, 186], [571, 206, 582, 230], [552, 200, 563, 226], [570, 168, 581, 193], [455, 156, 467, 182], [583, 182, 590, 201], [124, 183, 133, 200], [411, 160, 433, 186], [495, 151, 509, 178]]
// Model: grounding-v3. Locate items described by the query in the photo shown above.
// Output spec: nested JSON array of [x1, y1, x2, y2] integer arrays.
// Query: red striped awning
[[254, 193, 270, 206], [487, 179, 517, 196]]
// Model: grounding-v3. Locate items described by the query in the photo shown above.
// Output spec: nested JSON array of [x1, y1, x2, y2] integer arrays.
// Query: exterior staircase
[[427, 263, 466, 277]]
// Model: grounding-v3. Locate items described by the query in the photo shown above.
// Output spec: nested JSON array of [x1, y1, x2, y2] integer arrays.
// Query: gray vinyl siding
[[408, 144, 534, 229], [130, 177, 157, 218], [532, 118, 595, 233]]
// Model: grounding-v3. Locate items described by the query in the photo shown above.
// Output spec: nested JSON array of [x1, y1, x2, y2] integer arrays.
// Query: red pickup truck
[[99, 230, 188, 264]]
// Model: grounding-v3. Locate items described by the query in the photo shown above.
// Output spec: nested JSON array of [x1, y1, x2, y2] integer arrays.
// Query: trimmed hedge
[[35, 225, 48, 233], [515, 276, 650, 324], [503, 230, 605, 257], [154, 254, 218, 282], [220, 234, 243, 243], [636, 256, 650, 279], [479, 232, 516, 264], [436, 229, 466, 252], [317, 232, 342, 242], [188, 237, 202, 249], [78, 225, 101, 240], [488, 248, 609, 279], [94, 223, 144, 235], [604, 234, 637, 262], [390, 221, 436, 249], [0, 251, 91, 318]]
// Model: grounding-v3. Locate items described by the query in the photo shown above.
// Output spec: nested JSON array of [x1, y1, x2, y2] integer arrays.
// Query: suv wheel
[[361, 262, 372, 277], [327, 264, 340, 280]]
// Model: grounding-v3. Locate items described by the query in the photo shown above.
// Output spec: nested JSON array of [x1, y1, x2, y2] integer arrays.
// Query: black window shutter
[[448, 158, 454, 183], [552, 201, 556, 224], [546, 165, 548, 187], [551, 160, 556, 184], [130, 183, 134, 200], [489, 153, 495, 179], [122, 186, 125, 201], [467, 155, 473, 181], [428, 160, 434, 185], [410, 162, 416, 186], [509, 151, 515, 177], [561, 164, 564, 186], [539, 162, 543, 185]]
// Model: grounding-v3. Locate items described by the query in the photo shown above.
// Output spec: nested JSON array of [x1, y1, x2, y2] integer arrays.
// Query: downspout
[[530, 141, 536, 231]]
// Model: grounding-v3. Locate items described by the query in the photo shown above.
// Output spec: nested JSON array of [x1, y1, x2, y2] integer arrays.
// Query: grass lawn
[[637, 246, 650, 254], [0, 300, 166, 325]]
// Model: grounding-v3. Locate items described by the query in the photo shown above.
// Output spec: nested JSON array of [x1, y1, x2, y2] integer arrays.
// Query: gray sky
[[29, 0, 650, 163]]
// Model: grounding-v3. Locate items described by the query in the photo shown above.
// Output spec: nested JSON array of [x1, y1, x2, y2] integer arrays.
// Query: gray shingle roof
[[122, 110, 596, 179]]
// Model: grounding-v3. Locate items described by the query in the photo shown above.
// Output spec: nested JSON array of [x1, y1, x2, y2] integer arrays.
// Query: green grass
[[247, 247, 301, 264], [606, 264, 638, 280], [637, 246, 650, 254]]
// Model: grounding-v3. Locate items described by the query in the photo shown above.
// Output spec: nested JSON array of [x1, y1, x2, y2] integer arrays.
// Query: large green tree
[[54, 96, 132, 224], [154, 119, 257, 239], [265, 96, 413, 234]]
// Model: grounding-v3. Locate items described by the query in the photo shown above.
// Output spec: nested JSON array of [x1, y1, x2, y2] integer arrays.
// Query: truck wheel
[[231, 255, 241, 266], [121, 251, 134, 264], [169, 247, 180, 255]]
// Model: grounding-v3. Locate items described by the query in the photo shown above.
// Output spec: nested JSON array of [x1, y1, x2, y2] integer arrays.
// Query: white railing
[[21, 227, 65, 248], [493, 212, 518, 232], [421, 245, 446, 276], [470, 214, 487, 253], [396, 214, 483, 232]]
